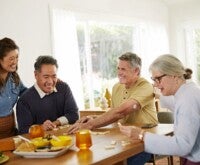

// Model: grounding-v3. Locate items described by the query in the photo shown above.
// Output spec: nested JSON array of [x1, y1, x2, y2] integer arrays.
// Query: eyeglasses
[[151, 74, 167, 83]]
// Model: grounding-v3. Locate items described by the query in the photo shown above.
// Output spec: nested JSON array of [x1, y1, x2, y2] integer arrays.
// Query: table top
[[1, 124, 173, 165]]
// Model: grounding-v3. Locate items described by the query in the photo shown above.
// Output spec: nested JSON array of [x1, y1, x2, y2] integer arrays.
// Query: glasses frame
[[151, 74, 167, 83]]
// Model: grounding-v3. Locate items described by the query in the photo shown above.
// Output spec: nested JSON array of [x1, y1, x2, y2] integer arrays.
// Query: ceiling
[[161, 0, 193, 6]]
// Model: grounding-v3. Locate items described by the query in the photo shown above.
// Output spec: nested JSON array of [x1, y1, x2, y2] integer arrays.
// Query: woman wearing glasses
[[154, 67, 193, 111], [119, 54, 200, 165]]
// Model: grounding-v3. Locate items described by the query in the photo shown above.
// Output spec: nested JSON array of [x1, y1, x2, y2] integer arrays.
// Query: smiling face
[[35, 64, 58, 94], [0, 49, 19, 74], [117, 60, 139, 88], [151, 70, 178, 96]]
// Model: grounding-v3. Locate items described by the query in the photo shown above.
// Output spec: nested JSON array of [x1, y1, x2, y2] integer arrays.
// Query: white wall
[[168, 0, 200, 62], [0, 0, 168, 87], [0, 0, 52, 87]]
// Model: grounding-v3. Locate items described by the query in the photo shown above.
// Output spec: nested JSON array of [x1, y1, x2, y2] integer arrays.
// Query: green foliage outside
[[77, 22, 134, 108]]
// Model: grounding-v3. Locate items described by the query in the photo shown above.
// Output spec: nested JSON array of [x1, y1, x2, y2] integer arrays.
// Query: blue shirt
[[145, 82, 200, 162], [0, 74, 27, 117]]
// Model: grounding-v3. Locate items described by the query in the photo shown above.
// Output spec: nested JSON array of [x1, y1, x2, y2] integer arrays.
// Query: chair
[[148, 111, 174, 165], [157, 111, 174, 124]]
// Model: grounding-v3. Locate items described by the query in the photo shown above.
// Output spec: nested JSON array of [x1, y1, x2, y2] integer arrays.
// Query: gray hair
[[119, 52, 141, 72], [149, 54, 185, 79]]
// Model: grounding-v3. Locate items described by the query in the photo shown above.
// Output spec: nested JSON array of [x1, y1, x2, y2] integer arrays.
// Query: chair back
[[148, 111, 174, 165], [157, 111, 174, 124]]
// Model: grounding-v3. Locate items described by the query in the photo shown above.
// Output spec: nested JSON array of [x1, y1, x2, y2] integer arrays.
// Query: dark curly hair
[[34, 55, 58, 71], [0, 37, 20, 90]]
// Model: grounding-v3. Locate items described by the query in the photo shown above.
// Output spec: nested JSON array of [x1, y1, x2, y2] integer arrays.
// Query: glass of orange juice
[[77, 149, 93, 164], [76, 129, 92, 150], [29, 124, 44, 139]]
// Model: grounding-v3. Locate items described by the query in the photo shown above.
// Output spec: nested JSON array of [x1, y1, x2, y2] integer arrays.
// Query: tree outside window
[[77, 22, 134, 108]]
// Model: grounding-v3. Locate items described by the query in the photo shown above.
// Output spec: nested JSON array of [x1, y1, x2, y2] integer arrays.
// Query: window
[[195, 29, 200, 83], [51, 9, 169, 109], [185, 26, 200, 84], [77, 22, 134, 108]]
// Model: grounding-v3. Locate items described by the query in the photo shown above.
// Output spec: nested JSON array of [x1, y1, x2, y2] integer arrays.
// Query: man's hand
[[76, 116, 90, 123], [76, 115, 97, 124], [67, 122, 92, 134], [67, 123, 82, 134], [42, 120, 56, 131]]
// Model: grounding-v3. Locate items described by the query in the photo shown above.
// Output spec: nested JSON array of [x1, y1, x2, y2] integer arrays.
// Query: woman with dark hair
[[0, 37, 27, 139]]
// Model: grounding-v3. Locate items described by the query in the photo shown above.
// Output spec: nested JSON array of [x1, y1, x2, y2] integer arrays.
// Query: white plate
[[0, 155, 9, 164], [13, 146, 71, 158]]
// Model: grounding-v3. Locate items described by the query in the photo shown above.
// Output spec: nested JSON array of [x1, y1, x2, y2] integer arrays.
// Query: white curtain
[[133, 22, 169, 80], [184, 27, 198, 82], [52, 9, 84, 109], [51, 9, 169, 108]]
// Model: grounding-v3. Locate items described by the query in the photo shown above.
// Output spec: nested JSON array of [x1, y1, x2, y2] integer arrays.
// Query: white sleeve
[[57, 116, 69, 125]]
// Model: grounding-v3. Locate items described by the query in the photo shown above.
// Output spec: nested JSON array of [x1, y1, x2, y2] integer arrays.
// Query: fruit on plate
[[31, 137, 50, 148], [15, 142, 36, 152], [29, 125, 44, 139], [0, 151, 9, 163], [50, 136, 72, 147]]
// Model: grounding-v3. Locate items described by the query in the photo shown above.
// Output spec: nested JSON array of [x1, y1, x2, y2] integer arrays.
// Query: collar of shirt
[[34, 83, 57, 98]]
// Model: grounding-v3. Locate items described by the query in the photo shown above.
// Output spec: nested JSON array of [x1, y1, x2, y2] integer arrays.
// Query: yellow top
[[111, 77, 158, 125]]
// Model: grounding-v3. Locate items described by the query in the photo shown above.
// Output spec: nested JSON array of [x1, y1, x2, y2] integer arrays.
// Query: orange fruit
[[29, 125, 44, 139]]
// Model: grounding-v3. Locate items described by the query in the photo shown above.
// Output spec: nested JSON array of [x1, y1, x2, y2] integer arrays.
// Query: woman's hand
[[154, 87, 162, 99], [119, 125, 143, 142]]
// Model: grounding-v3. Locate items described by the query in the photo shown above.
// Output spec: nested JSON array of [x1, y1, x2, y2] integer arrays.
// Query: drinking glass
[[77, 149, 93, 164], [76, 129, 92, 150]]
